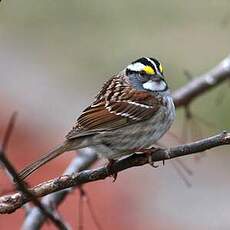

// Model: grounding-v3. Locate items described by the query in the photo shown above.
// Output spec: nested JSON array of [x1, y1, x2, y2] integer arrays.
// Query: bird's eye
[[139, 70, 150, 82], [139, 70, 146, 76]]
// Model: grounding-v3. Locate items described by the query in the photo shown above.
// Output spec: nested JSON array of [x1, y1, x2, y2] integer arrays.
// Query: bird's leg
[[106, 159, 117, 182], [152, 143, 167, 166]]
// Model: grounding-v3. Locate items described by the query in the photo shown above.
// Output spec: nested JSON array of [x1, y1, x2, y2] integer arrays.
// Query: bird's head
[[125, 57, 168, 92]]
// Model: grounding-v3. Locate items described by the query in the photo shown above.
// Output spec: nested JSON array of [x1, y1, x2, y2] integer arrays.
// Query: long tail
[[18, 142, 74, 180]]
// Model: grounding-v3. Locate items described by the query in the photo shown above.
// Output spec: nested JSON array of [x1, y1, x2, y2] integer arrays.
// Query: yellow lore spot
[[159, 64, 163, 73], [143, 65, 155, 75]]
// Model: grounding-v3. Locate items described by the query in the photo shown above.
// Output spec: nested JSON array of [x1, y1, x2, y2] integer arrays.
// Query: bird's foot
[[106, 159, 117, 182], [133, 147, 164, 168]]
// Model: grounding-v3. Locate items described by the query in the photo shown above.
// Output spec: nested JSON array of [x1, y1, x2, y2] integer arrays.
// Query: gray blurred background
[[0, 1, 230, 229]]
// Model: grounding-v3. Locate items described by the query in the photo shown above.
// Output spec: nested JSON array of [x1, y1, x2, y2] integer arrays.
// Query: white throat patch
[[143, 80, 167, 91]]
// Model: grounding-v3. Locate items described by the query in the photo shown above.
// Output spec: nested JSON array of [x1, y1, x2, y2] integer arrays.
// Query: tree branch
[[0, 131, 229, 214], [173, 55, 230, 107]]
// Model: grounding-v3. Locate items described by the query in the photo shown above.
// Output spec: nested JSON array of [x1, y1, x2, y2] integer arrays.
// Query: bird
[[18, 57, 176, 180]]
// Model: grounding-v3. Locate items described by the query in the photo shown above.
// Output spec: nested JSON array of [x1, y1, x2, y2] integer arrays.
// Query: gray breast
[[93, 94, 175, 160]]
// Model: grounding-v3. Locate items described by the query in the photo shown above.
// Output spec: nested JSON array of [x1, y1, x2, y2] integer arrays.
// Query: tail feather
[[18, 144, 68, 180]]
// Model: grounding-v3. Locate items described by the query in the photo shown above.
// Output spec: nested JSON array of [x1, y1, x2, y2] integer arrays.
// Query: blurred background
[[0, 0, 230, 229]]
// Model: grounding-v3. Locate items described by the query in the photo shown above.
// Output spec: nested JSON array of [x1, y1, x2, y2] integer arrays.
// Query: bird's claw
[[106, 159, 118, 182]]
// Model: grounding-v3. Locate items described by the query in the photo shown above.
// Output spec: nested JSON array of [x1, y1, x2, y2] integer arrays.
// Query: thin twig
[[1, 112, 17, 152], [84, 190, 104, 230], [171, 161, 192, 187], [78, 188, 84, 230]]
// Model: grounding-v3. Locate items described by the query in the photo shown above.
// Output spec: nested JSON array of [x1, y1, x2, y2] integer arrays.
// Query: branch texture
[[0, 131, 229, 214]]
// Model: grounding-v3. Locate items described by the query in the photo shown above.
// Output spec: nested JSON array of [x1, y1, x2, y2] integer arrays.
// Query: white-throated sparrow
[[19, 57, 175, 180]]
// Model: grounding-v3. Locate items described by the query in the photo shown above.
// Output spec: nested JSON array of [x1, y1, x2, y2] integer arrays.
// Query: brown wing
[[66, 74, 162, 140]]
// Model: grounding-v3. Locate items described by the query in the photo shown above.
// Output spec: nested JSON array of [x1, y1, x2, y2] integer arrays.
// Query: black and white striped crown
[[126, 57, 163, 76]]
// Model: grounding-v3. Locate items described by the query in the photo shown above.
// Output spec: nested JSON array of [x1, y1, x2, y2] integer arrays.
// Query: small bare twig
[[78, 188, 84, 230], [77, 187, 103, 230], [83, 190, 103, 230], [0, 114, 69, 230], [171, 161, 192, 187], [0, 131, 229, 214], [1, 112, 17, 153]]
